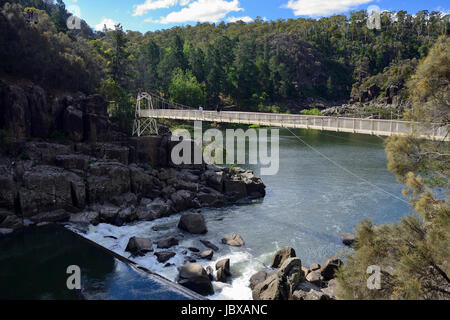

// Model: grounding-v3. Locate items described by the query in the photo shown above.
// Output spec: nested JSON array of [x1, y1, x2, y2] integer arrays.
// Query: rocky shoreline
[[0, 80, 346, 300], [0, 81, 266, 236]]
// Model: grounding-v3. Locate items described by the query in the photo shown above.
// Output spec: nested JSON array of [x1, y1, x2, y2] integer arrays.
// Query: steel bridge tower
[[132, 92, 159, 136]]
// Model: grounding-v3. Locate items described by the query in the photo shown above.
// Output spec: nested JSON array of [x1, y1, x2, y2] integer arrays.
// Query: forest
[[0, 1, 449, 120], [0, 1, 448, 301]]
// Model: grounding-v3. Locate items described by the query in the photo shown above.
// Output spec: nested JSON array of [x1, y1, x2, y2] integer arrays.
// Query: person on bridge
[[199, 106, 203, 112]]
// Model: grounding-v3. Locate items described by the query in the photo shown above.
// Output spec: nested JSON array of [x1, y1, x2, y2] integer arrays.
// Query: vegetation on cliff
[[336, 36, 449, 300], [1, 1, 449, 113]]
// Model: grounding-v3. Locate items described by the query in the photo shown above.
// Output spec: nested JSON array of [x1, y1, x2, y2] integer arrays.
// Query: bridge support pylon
[[132, 92, 159, 136]]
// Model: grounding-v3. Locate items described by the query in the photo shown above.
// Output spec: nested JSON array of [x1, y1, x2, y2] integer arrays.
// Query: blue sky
[[65, 0, 449, 33]]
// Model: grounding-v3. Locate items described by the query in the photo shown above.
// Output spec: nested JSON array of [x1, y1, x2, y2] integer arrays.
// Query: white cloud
[[151, 0, 243, 24], [94, 18, 116, 31], [133, 0, 178, 16], [227, 16, 253, 23], [284, 0, 373, 16]]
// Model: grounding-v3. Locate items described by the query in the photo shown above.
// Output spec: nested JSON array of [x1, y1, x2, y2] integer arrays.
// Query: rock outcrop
[[177, 264, 214, 296], [125, 237, 153, 257], [250, 249, 342, 300], [178, 212, 208, 234], [270, 247, 297, 268]]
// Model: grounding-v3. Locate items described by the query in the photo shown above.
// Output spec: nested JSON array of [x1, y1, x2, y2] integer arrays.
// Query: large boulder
[[198, 250, 214, 261], [196, 187, 226, 208], [178, 212, 207, 234], [252, 273, 289, 300], [270, 247, 297, 269], [155, 251, 176, 263], [293, 281, 331, 300], [177, 264, 214, 296], [138, 198, 173, 220], [87, 162, 130, 204], [170, 190, 195, 212], [129, 165, 161, 199], [203, 169, 224, 192], [319, 257, 343, 281], [30, 209, 70, 224], [224, 178, 248, 201], [157, 237, 179, 249], [18, 166, 85, 217], [279, 258, 305, 296], [222, 234, 244, 247], [215, 258, 232, 283], [306, 270, 323, 287], [97, 204, 120, 224], [125, 237, 153, 256], [252, 258, 305, 300], [200, 240, 219, 251]]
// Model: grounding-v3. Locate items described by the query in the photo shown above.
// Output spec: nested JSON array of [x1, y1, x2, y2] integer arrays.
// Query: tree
[[110, 24, 129, 86], [406, 36, 449, 125], [169, 68, 205, 108], [336, 37, 450, 300]]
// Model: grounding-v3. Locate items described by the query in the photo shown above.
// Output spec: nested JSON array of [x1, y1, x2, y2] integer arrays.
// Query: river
[[68, 128, 410, 300]]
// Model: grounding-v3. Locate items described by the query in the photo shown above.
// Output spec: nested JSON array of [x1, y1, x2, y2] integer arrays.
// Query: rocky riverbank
[[0, 81, 266, 236]]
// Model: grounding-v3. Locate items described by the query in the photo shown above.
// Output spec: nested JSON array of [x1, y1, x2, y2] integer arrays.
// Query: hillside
[[0, 1, 449, 121]]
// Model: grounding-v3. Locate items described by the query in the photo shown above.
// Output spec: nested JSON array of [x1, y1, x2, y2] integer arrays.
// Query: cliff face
[[0, 82, 266, 235], [0, 80, 120, 142]]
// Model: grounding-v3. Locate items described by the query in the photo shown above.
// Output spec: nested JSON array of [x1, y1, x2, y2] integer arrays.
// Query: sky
[[64, 0, 450, 33]]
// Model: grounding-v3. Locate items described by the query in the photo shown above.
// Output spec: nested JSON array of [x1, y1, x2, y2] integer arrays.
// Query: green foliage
[[99, 77, 134, 133], [406, 36, 450, 124], [300, 108, 321, 116], [336, 39, 450, 300], [169, 68, 205, 108], [0, 2, 104, 93]]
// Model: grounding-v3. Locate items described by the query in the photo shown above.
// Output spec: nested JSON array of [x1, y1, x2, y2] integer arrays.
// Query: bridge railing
[[139, 109, 448, 140]]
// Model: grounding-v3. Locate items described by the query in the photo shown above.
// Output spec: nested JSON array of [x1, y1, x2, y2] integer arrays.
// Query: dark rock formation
[[270, 247, 297, 268], [250, 249, 341, 300], [155, 251, 176, 263], [200, 240, 219, 252], [340, 233, 355, 246], [215, 258, 231, 283], [319, 257, 343, 281], [0, 81, 266, 234], [178, 212, 207, 234], [125, 237, 153, 257], [157, 237, 179, 249], [177, 264, 214, 296]]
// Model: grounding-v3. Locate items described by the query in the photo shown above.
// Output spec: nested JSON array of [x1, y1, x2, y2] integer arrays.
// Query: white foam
[[67, 221, 267, 300]]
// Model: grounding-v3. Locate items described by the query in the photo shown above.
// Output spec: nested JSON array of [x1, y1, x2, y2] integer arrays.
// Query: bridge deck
[[139, 109, 448, 140]]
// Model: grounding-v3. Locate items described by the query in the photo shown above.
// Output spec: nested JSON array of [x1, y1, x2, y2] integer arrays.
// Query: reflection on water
[[0, 225, 196, 300]]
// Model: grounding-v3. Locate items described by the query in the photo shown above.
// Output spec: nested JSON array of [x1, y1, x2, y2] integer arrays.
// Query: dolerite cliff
[[0, 81, 266, 235]]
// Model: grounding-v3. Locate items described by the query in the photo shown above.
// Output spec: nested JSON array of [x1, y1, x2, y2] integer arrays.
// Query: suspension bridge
[[132, 92, 449, 141]]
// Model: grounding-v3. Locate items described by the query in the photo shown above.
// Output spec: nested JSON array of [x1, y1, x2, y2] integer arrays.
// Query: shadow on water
[[0, 225, 196, 300]]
